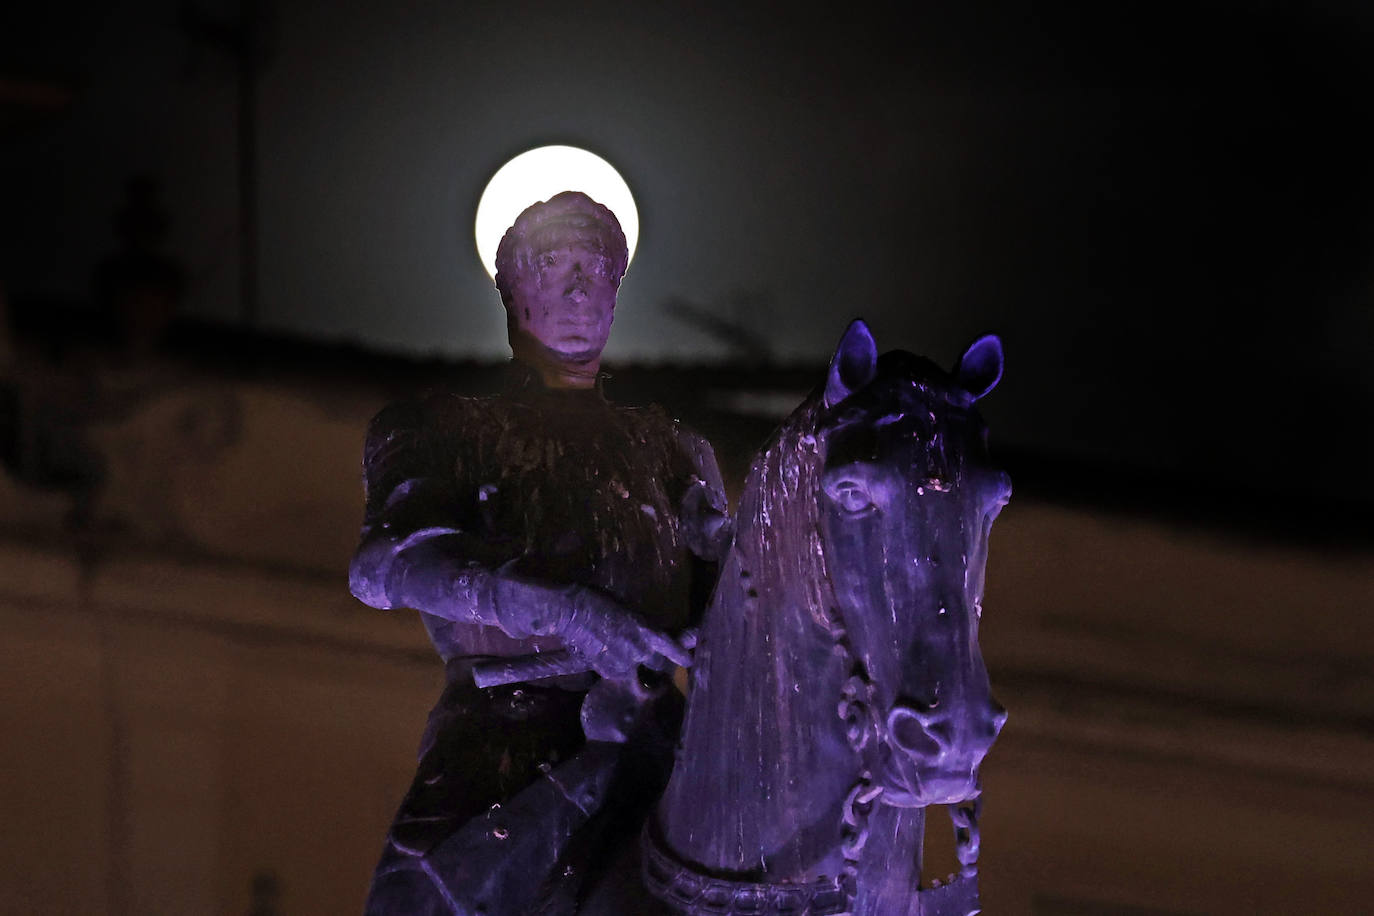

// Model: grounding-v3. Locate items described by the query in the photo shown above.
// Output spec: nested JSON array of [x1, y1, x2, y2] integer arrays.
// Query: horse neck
[[656, 538, 858, 879]]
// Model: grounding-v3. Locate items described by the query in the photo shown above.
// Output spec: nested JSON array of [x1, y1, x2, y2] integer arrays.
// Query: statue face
[[506, 241, 617, 363]]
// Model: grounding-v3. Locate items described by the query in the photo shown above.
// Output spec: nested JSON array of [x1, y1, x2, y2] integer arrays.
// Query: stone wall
[[1, 354, 1369, 914]]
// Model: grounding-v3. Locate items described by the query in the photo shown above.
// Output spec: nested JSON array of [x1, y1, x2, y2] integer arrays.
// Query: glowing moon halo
[[474, 145, 639, 280]]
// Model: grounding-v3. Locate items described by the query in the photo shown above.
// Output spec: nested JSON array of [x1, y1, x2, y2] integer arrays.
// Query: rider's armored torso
[[360, 362, 723, 663]]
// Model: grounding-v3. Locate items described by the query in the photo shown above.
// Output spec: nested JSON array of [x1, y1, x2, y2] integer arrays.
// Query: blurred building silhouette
[[0, 319, 1369, 915], [2, 5, 1372, 909]]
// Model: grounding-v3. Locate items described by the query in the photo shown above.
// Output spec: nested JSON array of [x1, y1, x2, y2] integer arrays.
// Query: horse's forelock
[[731, 362, 972, 635]]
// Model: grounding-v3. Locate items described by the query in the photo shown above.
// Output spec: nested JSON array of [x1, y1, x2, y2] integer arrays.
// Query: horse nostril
[[887, 705, 942, 757], [989, 701, 1008, 736]]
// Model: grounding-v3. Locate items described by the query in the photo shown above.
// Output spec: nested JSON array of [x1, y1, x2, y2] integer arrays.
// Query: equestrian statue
[[350, 190, 1009, 916]]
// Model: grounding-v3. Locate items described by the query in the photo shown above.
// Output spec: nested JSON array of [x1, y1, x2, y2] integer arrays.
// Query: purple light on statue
[[350, 186, 1010, 914], [649, 320, 1009, 916]]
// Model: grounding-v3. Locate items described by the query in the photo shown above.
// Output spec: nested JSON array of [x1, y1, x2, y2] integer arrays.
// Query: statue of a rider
[[349, 191, 729, 915]]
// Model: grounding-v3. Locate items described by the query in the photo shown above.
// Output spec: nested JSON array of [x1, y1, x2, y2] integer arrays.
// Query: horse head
[[818, 319, 1009, 810], [651, 320, 1010, 911]]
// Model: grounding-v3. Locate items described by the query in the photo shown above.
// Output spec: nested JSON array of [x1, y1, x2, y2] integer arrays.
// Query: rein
[[642, 400, 983, 915], [639, 542, 890, 916], [642, 563, 985, 916]]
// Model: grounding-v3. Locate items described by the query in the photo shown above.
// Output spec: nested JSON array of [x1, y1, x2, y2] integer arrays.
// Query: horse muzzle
[[877, 699, 1007, 808]]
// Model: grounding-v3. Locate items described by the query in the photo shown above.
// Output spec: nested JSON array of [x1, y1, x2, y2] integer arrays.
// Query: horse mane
[[653, 344, 1007, 909], [731, 388, 837, 632], [658, 387, 858, 876]]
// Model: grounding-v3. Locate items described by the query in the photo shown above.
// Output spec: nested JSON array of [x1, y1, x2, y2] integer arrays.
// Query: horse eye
[[828, 480, 874, 515]]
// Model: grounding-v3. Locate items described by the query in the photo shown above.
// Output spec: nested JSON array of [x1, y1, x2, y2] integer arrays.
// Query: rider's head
[[495, 192, 628, 387]]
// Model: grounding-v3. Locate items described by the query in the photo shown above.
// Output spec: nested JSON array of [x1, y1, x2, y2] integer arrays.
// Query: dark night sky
[[3, 0, 1373, 507]]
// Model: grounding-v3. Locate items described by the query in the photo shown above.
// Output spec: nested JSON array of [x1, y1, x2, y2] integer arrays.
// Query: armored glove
[[354, 528, 691, 678], [488, 575, 691, 679]]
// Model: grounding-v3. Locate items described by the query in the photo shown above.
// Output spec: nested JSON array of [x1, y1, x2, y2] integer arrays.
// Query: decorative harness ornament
[[642, 593, 984, 916], [642, 321, 1005, 916], [642, 826, 851, 916]]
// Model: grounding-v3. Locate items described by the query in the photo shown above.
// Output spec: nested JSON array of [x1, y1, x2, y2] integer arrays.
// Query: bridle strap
[[641, 822, 850, 916]]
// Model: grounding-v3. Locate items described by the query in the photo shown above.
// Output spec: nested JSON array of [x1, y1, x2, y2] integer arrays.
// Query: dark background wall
[[1, 6, 1372, 914], [4, 0, 1372, 513]]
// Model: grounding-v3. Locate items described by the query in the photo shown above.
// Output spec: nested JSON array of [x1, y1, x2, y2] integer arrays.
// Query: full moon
[[474, 146, 639, 279]]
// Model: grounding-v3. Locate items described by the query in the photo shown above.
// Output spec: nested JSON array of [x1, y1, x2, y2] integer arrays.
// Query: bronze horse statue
[[636, 319, 1010, 916], [426, 320, 1010, 915]]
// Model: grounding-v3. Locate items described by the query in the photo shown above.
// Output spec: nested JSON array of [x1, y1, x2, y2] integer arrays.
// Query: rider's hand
[[486, 573, 692, 679], [555, 587, 692, 679]]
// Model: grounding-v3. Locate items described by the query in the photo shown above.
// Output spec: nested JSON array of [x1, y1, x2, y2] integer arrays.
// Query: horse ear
[[825, 319, 879, 408], [954, 334, 1003, 401]]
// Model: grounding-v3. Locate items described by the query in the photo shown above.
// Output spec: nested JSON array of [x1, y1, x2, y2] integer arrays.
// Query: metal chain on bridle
[[825, 603, 983, 909], [643, 424, 981, 916], [828, 617, 884, 890], [640, 609, 892, 916], [643, 660, 980, 916]]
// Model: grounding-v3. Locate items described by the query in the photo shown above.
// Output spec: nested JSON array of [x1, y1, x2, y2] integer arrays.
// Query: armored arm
[[348, 400, 690, 674], [347, 400, 487, 616]]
